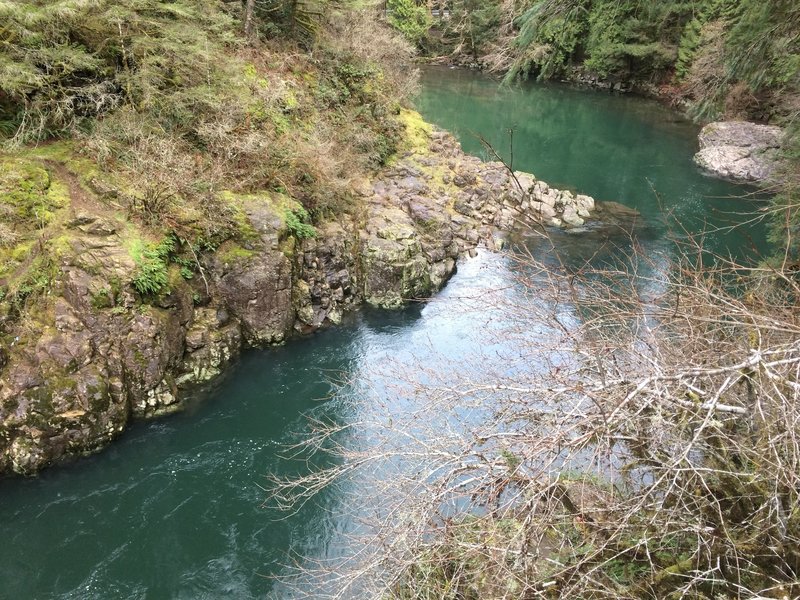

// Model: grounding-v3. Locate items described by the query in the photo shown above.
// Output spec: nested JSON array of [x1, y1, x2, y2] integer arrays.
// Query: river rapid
[[0, 68, 767, 599]]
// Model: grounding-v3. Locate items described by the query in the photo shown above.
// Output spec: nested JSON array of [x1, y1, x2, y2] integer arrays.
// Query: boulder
[[575, 194, 595, 218], [561, 204, 585, 228], [694, 121, 784, 183]]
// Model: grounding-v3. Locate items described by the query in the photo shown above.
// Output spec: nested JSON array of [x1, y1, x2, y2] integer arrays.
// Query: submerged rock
[[694, 121, 784, 183]]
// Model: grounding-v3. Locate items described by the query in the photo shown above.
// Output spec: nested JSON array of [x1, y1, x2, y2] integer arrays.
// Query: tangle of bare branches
[[267, 231, 800, 599]]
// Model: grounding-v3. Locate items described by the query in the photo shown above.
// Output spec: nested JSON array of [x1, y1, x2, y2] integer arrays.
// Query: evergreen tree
[[386, 0, 431, 46]]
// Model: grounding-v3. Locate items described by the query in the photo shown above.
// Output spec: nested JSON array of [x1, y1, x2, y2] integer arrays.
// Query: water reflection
[[416, 66, 770, 263]]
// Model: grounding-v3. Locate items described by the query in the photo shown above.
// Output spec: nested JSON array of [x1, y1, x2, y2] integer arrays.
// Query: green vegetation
[[423, 0, 799, 124], [387, 0, 431, 46], [444, 0, 504, 61], [1, 0, 798, 595], [283, 206, 318, 239], [0, 0, 414, 226], [129, 235, 175, 297], [3, 253, 57, 316], [0, 155, 71, 317], [399, 0, 798, 125], [396, 0, 800, 254], [0, 0, 417, 321]]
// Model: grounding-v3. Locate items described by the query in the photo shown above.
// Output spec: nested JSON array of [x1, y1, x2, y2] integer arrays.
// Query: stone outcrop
[[693, 121, 784, 183], [0, 116, 605, 475]]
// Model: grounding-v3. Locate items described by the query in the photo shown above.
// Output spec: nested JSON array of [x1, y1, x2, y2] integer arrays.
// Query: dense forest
[[400, 0, 798, 119]]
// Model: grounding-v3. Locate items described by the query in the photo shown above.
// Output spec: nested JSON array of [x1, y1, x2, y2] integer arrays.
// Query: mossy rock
[[0, 159, 56, 224], [218, 242, 256, 266], [396, 108, 433, 156]]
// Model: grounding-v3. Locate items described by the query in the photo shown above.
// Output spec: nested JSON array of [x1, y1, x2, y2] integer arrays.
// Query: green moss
[[282, 90, 299, 111], [4, 252, 58, 311], [16, 141, 74, 163], [280, 236, 297, 259], [243, 63, 258, 80], [0, 159, 52, 222], [218, 243, 256, 265], [218, 191, 262, 242], [48, 234, 76, 259], [124, 236, 147, 263], [133, 349, 147, 368], [90, 287, 114, 310], [9, 240, 35, 263], [396, 108, 432, 155], [86, 382, 111, 413]]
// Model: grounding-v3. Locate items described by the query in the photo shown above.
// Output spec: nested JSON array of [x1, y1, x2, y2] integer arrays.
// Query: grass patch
[[283, 205, 317, 239]]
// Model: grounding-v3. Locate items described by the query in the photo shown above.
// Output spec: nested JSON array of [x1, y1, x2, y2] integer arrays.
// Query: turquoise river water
[[0, 68, 768, 598]]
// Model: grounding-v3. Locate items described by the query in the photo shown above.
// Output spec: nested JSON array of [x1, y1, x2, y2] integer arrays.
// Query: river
[[0, 68, 768, 599]]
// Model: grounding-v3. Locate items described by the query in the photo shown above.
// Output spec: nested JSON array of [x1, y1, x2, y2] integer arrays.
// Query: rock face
[[0, 117, 602, 475], [694, 121, 784, 183]]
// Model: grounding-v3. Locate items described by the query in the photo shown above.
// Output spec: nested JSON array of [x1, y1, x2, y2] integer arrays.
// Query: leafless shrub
[[724, 81, 759, 121], [684, 21, 728, 117], [266, 232, 800, 599], [478, 0, 528, 73], [0, 223, 19, 247], [322, 6, 419, 107]]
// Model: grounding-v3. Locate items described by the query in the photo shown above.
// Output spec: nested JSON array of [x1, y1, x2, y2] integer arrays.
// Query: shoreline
[[0, 110, 611, 477]]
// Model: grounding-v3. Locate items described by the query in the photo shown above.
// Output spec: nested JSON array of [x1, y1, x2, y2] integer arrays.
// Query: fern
[[284, 206, 317, 239], [131, 253, 169, 296], [131, 233, 176, 297]]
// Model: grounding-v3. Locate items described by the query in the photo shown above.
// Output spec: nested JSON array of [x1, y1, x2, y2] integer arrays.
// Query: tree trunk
[[244, 0, 256, 39]]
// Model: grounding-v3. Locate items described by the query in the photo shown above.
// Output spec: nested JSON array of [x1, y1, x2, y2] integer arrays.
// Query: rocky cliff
[[0, 111, 602, 475]]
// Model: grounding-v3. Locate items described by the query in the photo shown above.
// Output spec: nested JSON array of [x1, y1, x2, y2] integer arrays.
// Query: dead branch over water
[[267, 235, 800, 599]]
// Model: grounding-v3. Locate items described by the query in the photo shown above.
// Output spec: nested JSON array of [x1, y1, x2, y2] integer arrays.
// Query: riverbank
[[420, 58, 790, 185], [0, 107, 607, 476], [411, 0, 798, 192], [0, 59, 786, 598]]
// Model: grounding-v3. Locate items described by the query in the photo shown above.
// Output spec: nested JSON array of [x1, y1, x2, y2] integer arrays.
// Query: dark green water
[[0, 69, 770, 599], [0, 254, 526, 599]]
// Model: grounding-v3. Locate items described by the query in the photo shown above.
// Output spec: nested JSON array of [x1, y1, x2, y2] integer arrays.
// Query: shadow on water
[[358, 302, 425, 333]]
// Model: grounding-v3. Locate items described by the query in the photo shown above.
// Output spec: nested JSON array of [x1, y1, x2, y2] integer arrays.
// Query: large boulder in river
[[693, 121, 784, 183], [361, 198, 457, 308]]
